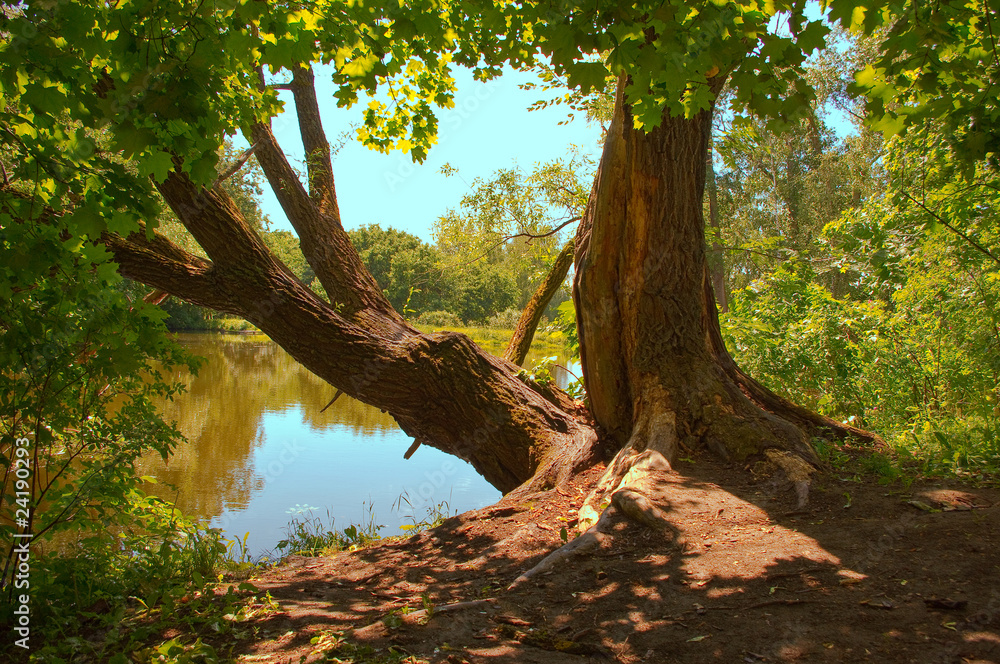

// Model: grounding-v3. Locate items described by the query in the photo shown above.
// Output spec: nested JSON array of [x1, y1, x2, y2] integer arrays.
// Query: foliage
[[843, 0, 1000, 166], [263, 229, 314, 286], [449, 264, 519, 325], [434, 155, 590, 310], [722, 121, 1000, 477], [487, 307, 523, 329], [415, 310, 463, 327], [555, 299, 580, 360], [349, 224, 449, 317], [0, 487, 276, 661], [0, 209, 198, 581]]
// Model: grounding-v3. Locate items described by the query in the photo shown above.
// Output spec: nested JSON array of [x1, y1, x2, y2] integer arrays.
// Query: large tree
[[2, 0, 995, 534]]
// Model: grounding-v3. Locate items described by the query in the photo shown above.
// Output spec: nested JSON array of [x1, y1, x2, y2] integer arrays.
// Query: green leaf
[[138, 151, 174, 182]]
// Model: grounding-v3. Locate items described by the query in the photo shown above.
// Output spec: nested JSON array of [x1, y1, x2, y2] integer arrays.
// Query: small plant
[[518, 355, 558, 387], [274, 503, 383, 557], [393, 491, 456, 534]]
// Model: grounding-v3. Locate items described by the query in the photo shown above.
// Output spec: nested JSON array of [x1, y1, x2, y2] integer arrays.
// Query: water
[[140, 332, 578, 557]]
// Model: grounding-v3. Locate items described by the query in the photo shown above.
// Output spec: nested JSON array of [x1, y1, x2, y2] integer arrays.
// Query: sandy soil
[[230, 456, 1000, 664]]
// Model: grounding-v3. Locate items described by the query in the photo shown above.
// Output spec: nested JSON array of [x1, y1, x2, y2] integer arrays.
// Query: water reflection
[[140, 332, 576, 557]]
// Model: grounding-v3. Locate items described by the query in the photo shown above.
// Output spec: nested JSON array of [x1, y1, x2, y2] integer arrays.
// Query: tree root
[[508, 438, 817, 587], [509, 449, 677, 591], [764, 448, 815, 509], [507, 506, 617, 591]]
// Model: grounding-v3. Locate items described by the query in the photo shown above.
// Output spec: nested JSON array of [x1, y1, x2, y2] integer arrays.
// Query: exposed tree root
[[510, 449, 679, 590], [507, 504, 617, 591], [509, 440, 818, 586], [764, 448, 815, 509]]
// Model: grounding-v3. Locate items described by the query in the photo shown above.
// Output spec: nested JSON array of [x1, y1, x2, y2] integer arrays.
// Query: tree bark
[[99, 70, 602, 496], [503, 239, 574, 366], [572, 79, 863, 520]]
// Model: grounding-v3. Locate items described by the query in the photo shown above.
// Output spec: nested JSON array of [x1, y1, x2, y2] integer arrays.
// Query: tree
[[348, 224, 448, 317], [433, 158, 586, 310], [432, 157, 590, 358], [2, 0, 995, 544]]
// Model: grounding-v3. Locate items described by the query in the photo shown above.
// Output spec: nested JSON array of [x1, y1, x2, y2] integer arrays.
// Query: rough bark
[[503, 239, 574, 366], [572, 80, 830, 523]]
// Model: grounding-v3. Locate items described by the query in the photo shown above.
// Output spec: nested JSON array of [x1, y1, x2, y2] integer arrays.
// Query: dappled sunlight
[[231, 458, 1000, 663]]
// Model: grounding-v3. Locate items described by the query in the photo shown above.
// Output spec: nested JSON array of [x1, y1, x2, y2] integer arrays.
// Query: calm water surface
[[140, 332, 577, 557]]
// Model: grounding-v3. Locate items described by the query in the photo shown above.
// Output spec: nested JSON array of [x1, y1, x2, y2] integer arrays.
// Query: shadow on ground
[[231, 459, 1000, 663]]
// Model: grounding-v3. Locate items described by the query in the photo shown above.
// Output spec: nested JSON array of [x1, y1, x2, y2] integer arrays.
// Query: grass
[[273, 503, 384, 557], [812, 418, 1000, 488], [411, 322, 569, 354], [272, 497, 459, 559], [393, 491, 457, 534]]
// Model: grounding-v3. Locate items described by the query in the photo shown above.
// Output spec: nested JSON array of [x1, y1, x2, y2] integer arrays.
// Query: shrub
[[487, 307, 522, 329], [416, 310, 463, 327]]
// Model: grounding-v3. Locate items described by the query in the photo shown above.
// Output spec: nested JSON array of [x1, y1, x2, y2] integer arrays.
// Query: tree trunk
[[102, 66, 876, 527], [503, 239, 574, 366], [571, 81, 872, 523]]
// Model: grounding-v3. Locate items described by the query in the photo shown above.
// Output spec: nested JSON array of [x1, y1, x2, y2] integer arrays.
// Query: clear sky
[[260, 67, 605, 243]]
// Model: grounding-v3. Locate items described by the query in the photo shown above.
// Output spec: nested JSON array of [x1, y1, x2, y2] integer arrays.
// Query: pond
[[139, 332, 578, 558]]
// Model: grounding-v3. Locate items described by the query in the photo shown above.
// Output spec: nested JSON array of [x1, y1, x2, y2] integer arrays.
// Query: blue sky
[[260, 67, 604, 243]]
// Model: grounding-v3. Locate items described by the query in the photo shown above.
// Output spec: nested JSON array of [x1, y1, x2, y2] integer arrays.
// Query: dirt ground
[[232, 456, 1000, 664]]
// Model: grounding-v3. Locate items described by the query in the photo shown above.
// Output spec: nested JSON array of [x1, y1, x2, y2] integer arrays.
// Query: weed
[[274, 503, 383, 557], [393, 491, 456, 534]]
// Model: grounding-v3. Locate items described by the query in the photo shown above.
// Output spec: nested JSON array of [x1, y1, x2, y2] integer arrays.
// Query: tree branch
[[156, 167, 280, 272], [212, 142, 258, 189], [290, 64, 338, 216], [507, 216, 581, 241], [249, 121, 403, 322], [103, 228, 244, 314], [901, 191, 1000, 267]]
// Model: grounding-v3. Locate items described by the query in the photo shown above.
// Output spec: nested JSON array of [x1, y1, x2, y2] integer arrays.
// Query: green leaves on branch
[[831, 0, 1000, 165]]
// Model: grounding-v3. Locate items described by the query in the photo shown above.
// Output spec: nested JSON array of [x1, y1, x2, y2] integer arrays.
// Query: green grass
[[412, 323, 569, 353], [273, 503, 384, 557]]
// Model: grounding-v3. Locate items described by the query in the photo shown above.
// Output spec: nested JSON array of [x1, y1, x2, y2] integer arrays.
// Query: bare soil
[[233, 457, 1000, 664]]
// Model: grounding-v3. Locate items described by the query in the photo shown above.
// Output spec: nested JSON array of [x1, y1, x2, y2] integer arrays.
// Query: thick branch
[[157, 168, 278, 271], [290, 64, 338, 216], [103, 229, 244, 315], [504, 239, 574, 366], [249, 121, 402, 323]]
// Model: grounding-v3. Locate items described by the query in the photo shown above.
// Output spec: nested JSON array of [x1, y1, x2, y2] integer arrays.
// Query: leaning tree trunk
[[102, 64, 601, 497], [571, 80, 874, 525], [503, 239, 574, 366]]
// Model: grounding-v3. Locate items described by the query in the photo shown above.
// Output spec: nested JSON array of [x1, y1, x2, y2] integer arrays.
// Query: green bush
[[416, 310, 464, 327], [487, 307, 522, 329]]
